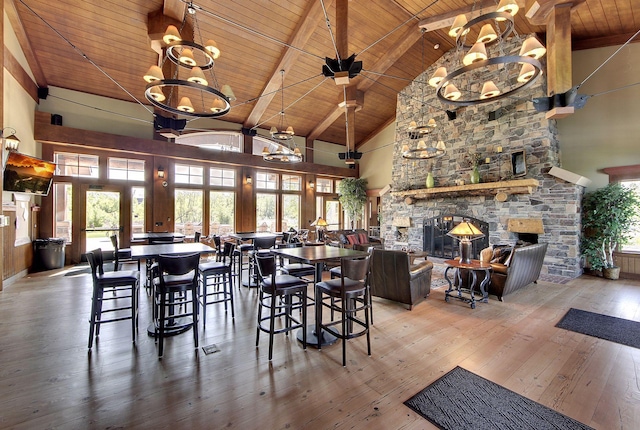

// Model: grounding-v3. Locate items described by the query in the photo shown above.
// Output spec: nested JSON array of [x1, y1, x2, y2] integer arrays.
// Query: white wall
[[557, 43, 640, 191], [358, 122, 394, 190]]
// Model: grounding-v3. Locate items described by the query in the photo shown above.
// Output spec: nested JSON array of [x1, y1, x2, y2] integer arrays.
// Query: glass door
[[80, 185, 125, 255]]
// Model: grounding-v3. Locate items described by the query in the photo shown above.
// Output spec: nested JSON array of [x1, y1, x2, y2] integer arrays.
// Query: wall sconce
[[157, 166, 165, 178], [309, 180, 315, 189], [2, 127, 20, 151], [246, 175, 252, 185]]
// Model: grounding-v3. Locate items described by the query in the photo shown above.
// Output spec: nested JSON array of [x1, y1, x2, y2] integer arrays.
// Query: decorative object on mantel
[[581, 183, 640, 279], [143, 4, 233, 118], [468, 152, 482, 184], [426, 172, 435, 189], [428, 0, 545, 106]]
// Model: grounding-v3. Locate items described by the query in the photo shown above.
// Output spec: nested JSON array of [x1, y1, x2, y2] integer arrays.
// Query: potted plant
[[581, 183, 640, 279], [338, 178, 368, 230]]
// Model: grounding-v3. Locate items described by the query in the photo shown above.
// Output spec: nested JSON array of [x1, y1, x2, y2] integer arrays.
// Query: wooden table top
[[444, 259, 492, 270], [229, 232, 279, 241], [271, 245, 369, 264], [130, 242, 215, 259], [132, 232, 185, 241]]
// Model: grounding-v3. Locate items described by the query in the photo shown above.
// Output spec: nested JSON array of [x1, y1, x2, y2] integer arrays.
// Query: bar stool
[[153, 252, 200, 358], [255, 253, 307, 361], [110, 234, 133, 271], [86, 248, 140, 349], [198, 241, 235, 327], [315, 256, 371, 366], [248, 236, 277, 290]]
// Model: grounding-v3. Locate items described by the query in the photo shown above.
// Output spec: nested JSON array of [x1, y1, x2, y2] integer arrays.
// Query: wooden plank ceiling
[[9, 0, 640, 150]]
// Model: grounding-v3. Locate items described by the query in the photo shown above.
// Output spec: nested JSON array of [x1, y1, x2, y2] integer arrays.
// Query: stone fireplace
[[379, 37, 584, 278]]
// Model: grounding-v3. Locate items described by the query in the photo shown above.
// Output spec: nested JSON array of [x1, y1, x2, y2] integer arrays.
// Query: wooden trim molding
[[601, 164, 640, 183]]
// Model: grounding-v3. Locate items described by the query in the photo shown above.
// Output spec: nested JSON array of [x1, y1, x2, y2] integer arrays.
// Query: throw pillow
[[491, 245, 512, 264], [339, 233, 348, 245], [357, 232, 368, 244], [346, 234, 359, 245]]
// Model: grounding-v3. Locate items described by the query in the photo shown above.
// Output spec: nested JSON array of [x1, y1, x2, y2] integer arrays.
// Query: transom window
[[315, 178, 333, 193], [256, 171, 278, 190], [108, 158, 145, 181], [175, 164, 204, 185], [281, 174, 301, 191], [209, 167, 235, 187], [174, 131, 242, 152], [54, 152, 99, 178]]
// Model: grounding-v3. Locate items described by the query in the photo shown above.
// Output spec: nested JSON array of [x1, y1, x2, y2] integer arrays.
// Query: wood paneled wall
[[1, 205, 39, 285]]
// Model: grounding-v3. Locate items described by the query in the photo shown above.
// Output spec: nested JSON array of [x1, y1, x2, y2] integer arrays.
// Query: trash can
[[33, 238, 66, 271]]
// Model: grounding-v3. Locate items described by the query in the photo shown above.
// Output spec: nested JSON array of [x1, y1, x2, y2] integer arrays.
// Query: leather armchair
[[369, 249, 433, 309]]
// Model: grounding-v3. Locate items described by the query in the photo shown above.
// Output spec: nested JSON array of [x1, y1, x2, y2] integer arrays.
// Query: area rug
[[404, 366, 593, 430], [556, 308, 640, 349]]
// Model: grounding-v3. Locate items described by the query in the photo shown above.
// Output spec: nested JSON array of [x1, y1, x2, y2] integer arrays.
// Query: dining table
[[270, 245, 370, 348], [131, 232, 185, 243], [130, 242, 216, 337]]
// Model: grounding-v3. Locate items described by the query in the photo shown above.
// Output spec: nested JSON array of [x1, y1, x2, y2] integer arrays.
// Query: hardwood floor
[[1, 265, 639, 429]]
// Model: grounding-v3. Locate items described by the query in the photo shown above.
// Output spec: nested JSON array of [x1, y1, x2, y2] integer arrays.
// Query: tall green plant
[[338, 178, 368, 230], [581, 183, 640, 271]]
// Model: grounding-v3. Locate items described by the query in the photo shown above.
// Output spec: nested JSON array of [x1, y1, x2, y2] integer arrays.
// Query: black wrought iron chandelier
[[428, 0, 546, 106], [262, 70, 302, 163], [143, 3, 235, 118]]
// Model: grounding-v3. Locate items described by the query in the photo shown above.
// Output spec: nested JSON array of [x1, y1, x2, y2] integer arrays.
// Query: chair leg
[[268, 293, 277, 361], [342, 298, 348, 367], [256, 289, 263, 347], [200, 274, 208, 328], [301, 290, 307, 350], [88, 287, 99, 349], [158, 292, 166, 357], [228, 270, 235, 318], [192, 286, 199, 349], [364, 289, 371, 357], [315, 288, 323, 350], [131, 281, 137, 343]]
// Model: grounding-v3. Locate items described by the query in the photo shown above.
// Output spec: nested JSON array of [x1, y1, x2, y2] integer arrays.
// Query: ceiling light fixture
[[262, 70, 302, 164], [428, 1, 545, 106], [402, 30, 446, 160], [143, 4, 234, 118]]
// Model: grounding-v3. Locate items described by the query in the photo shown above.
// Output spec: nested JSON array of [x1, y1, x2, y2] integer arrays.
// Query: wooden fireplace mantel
[[392, 178, 539, 204]]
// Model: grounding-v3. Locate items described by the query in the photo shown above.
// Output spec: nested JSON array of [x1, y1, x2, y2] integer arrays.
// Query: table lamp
[[447, 221, 485, 264], [311, 217, 328, 242]]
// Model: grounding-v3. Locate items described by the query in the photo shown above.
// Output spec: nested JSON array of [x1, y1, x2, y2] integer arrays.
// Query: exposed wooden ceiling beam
[[244, 0, 335, 129], [163, 0, 186, 23], [5, 0, 47, 88]]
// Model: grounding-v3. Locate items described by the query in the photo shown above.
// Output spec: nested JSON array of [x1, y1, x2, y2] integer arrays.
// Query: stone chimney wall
[[380, 37, 584, 278]]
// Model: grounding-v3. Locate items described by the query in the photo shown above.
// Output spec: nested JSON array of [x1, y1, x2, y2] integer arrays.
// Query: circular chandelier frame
[[165, 40, 215, 70], [435, 55, 543, 107], [145, 79, 230, 118], [402, 146, 445, 160]]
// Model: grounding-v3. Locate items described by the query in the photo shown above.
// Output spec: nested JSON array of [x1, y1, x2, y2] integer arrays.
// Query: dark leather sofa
[[460, 242, 548, 301], [369, 249, 433, 309], [325, 229, 384, 250]]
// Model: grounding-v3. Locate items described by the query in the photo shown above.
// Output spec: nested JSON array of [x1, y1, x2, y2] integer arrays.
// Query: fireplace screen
[[423, 215, 489, 260]]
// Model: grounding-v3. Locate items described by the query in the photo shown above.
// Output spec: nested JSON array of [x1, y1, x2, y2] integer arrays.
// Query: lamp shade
[[447, 221, 485, 240], [517, 62, 536, 83], [444, 84, 461, 101], [481, 81, 501, 99], [179, 48, 196, 66], [210, 98, 227, 113], [497, 0, 519, 16], [519, 36, 547, 59], [428, 67, 448, 87], [316, 217, 328, 227], [187, 66, 208, 85], [221, 84, 236, 101], [463, 42, 488, 66], [177, 97, 195, 113], [449, 14, 468, 38], [143, 65, 164, 83], [149, 86, 166, 102], [163, 25, 181, 44], [477, 24, 498, 44], [204, 39, 221, 59]]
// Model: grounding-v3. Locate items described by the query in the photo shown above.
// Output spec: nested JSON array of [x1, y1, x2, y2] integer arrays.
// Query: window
[[210, 191, 235, 235], [131, 187, 145, 235], [54, 152, 99, 178], [209, 167, 236, 187], [256, 193, 277, 232], [54, 183, 73, 243], [316, 178, 333, 193], [175, 131, 242, 152], [108, 158, 145, 181], [255, 171, 278, 190], [281, 174, 301, 191], [282, 195, 301, 231], [175, 164, 204, 185], [174, 189, 203, 235], [621, 180, 640, 252]]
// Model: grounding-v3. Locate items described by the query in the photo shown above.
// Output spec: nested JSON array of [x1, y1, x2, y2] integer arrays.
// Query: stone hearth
[[379, 37, 584, 278]]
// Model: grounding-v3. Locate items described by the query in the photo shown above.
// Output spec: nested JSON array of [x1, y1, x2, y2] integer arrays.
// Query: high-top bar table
[[270, 245, 370, 347]]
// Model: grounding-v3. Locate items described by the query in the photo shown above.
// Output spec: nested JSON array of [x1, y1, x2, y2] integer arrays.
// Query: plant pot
[[602, 266, 620, 280]]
